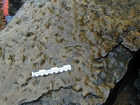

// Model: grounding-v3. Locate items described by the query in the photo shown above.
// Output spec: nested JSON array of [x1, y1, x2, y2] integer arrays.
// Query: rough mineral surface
[[122, 31, 140, 51], [0, 0, 140, 105], [22, 46, 133, 105], [0, 9, 6, 30]]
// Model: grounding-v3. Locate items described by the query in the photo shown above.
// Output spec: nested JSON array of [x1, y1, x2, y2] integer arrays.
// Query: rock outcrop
[[0, 0, 140, 105]]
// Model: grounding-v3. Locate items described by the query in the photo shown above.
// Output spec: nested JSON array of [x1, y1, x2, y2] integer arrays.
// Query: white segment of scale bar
[[32, 65, 71, 77]]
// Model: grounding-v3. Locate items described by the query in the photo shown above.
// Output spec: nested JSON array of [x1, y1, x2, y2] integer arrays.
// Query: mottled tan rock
[[122, 31, 140, 51], [0, 0, 139, 105]]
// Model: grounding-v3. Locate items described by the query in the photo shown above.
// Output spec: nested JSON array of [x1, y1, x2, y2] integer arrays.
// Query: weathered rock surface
[[0, 0, 140, 105], [22, 45, 133, 105], [122, 31, 140, 51], [0, 7, 6, 30]]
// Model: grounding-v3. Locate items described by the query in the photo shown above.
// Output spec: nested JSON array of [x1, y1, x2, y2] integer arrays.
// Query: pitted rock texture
[[22, 45, 133, 105], [0, 0, 139, 105], [22, 88, 103, 105], [0, 9, 6, 30], [122, 31, 140, 51]]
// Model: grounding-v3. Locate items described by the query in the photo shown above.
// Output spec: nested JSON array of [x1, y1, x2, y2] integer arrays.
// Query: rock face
[[0, 0, 140, 105], [0, 0, 6, 31], [122, 31, 140, 51], [0, 9, 6, 30]]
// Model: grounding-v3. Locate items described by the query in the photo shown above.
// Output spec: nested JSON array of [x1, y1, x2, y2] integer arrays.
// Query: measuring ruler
[[32, 65, 71, 77]]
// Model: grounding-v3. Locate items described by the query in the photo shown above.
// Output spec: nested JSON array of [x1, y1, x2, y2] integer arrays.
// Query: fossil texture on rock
[[0, 0, 140, 105]]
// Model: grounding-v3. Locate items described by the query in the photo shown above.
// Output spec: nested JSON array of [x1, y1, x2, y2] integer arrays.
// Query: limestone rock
[[122, 31, 140, 51], [0, 0, 140, 105]]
